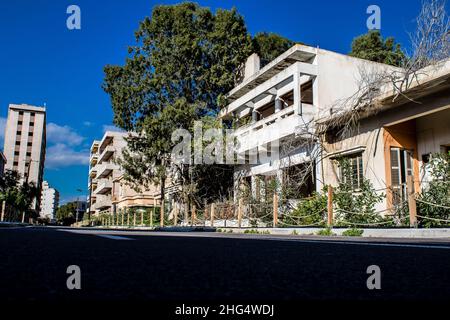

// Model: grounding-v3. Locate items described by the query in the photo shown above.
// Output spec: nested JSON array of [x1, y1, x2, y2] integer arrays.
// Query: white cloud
[[47, 123, 84, 146], [46, 143, 89, 169], [103, 124, 124, 133]]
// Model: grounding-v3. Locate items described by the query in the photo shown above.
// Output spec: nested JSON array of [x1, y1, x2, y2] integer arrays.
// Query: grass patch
[[342, 228, 364, 237]]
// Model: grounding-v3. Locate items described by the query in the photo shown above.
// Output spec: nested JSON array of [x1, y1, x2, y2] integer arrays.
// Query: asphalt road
[[0, 226, 449, 304]]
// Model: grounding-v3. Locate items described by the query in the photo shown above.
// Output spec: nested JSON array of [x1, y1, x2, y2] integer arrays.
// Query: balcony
[[95, 179, 112, 195], [90, 140, 100, 154], [94, 198, 112, 211], [234, 104, 315, 153], [98, 145, 115, 163], [96, 162, 118, 179], [90, 153, 98, 166], [89, 166, 97, 178]]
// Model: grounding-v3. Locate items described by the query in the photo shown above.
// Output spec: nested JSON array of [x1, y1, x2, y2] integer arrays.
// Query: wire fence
[[77, 172, 449, 229]]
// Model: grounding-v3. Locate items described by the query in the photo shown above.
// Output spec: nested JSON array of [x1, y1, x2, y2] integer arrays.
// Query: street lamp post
[[75, 188, 83, 224]]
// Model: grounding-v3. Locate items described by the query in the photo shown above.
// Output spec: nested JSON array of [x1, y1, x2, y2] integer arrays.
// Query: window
[[30, 122, 34, 127], [257, 100, 275, 120], [26, 152, 31, 157], [18, 111, 24, 115], [28, 132, 33, 137], [280, 91, 294, 108], [13, 161, 18, 166], [301, 80, 313, 104], [339, 153, 364, 190], [15, 141, 20, 146], [390, 148, 413, 206], [14, 151, 19, 156], [18, 120, 23, 125], [27, 142, 32, 147], [16, 130, 21, 135]]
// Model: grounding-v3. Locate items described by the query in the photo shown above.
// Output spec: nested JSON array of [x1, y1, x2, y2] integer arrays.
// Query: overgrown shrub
[[342, 228, 364, 236], [417, 152, 450, 227], [287, 190, 327, 226], [316, 227, 335, 236], [334, 158, 386, 226]]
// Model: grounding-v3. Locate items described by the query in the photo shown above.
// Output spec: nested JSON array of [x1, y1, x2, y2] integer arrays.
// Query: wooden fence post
[[327, 185, 333, 227], [210, 203, 215, 227], [173, 204, 178, 226], [152, 199, 156, 227], [160, 198, 165, 227], [238, 198, 243, 228], [192, 204, 196, 226], [1, 201, 5, 222], [407, 175, 417, 227], [273, 193, 278, 228]]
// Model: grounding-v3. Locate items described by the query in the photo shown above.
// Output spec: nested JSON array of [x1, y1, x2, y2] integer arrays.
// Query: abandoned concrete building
[[318, 59, 450, 213], [220, 44, 403, 203]]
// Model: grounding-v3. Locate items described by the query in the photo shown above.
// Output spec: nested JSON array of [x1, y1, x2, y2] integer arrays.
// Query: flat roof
[[225, 44, 317, 103], [9, 103, 46, 113]]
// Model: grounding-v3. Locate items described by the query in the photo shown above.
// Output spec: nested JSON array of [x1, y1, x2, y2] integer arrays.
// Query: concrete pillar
[[275, 98, 282, 113], [251, 108, 258, 123], [293, 73, 301, 115], [232, 111, 239, 128]]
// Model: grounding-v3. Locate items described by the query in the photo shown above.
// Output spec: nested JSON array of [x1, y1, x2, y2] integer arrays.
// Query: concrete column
[[293, 72, 301, 115], [232, 111, 239, 128], [251, 108, 258, 123], [275, 98, 282, 113]]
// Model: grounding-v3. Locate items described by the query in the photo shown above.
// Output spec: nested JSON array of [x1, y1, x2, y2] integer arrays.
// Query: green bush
[[316, 228, 335, 236], [342, 228, 364, 236], [334, 158, 386, 226], [417, 152, 450, 227], [287, 191, 327, 226]]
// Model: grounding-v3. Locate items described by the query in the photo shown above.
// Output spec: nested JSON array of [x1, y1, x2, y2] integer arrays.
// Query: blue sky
[[0, 0, 438, 203]]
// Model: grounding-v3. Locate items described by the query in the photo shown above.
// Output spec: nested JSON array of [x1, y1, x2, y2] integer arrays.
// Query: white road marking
[[95, 234, 135, 241], [57, 229, 450, 249], [57, 229, 135, 240]]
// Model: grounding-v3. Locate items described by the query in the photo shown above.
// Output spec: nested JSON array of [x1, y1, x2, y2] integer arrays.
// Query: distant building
[[40, 181, 59, 220], [0, 152, 6, 176], [87, 131, 162, 216], [2, 103, 46, 211]]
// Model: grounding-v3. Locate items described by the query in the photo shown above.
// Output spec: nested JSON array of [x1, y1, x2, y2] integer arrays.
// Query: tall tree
[[103, 3, 253, 206], [0, 170, 38, 222], [252, 32, 295, 67], [56, 202, 78, 225], [350, 30, 405, 67]]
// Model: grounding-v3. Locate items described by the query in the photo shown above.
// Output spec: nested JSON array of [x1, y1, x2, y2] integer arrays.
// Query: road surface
[[1, 226, 449, 305]]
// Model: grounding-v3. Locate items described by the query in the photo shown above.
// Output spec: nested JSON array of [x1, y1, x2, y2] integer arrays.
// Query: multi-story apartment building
[[40, 181, 59, 220], [0, 151, 6, 176], [221, 45, 397, 201], [2, 103, 46, 211], [87, 131, 161, 216]]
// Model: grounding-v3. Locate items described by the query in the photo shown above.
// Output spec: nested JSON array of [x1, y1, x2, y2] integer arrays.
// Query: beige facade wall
[[321, 90, 450, 213], [87, 131, 162, 216]]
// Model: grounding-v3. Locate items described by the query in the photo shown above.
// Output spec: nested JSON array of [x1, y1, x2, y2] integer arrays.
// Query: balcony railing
[[94, 198, 112, 211], [89, 166, 97, 178], [95, 179, 112, 195], [98, 145, 115, 163], [96, 162, 118, 179], [234, 104, 315, 153]]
